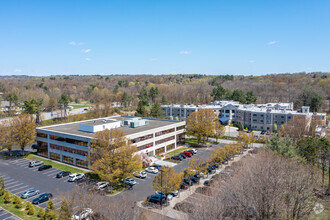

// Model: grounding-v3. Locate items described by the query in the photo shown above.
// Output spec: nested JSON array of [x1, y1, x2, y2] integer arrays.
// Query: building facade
[[36, 116, 186, 169]]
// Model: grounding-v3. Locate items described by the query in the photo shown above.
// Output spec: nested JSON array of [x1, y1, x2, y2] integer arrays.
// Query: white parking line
[[2, 216, 15, 220], [2, 177, 11, 180], [13, 187, 32, 194], [10, 159, 26, 163], [43, 169, 59, 175], [12, 160, 28, 165], [5, 180, 18, 186], [6, 183, 24, 190]]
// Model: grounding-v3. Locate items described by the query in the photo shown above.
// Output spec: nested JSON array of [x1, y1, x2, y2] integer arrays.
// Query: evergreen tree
[[211, 85, 226, 101], [150, 102, 164, 118], [45, 199, 56, 220], [245, 91, 257, 104], [23, 98, 44, 124], [14, 195, 22, 208], [232, 90, 246, 103], [149, 87, 158, 103], [38, 209, 45, 218], [135, 101, 148, 117], [161, 95, 167, 105], [0, 176, 4, 196], [138, 88, 149, 106], [4, 190, 10, 203]]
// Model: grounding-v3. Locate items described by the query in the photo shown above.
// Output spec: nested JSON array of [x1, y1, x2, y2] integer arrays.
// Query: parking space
[[0, 158, 75, 210], [0, 208, 21, 220]]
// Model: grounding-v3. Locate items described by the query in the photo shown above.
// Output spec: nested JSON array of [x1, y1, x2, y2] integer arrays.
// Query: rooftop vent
[[124, 117, 149, 128], [79, 118, 122, 133]]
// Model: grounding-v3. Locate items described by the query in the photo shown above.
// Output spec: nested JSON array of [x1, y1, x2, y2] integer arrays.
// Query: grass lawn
[[69, 103, 91, 109], [25, 154, 87, 174], [106, 185, 126, 196], [166, 147, 192, 157], [0, 192, 43, 220], [185, 138, 206, 145]]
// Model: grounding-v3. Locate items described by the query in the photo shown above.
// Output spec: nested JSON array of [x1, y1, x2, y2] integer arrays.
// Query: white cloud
[[180, 50, 191, 55], [249, 60, 255, 63], [267, 41, 278, 45], [81, 49, 92, 53], [68, 41, 84, 46], [14, 69, 22, 73], [150, 58, 157, 62], [85, 58, 91, 61]]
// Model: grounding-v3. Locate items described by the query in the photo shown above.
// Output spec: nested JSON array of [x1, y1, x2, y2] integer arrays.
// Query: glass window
[[63, 156, 74, 165], [49, 135, 88, 147], [37, 132, 47, 138], [155, 128, 175, 137], [36, 141, 48, 157]]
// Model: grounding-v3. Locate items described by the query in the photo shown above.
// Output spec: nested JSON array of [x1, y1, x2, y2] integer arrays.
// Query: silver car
[[20, 189, 40, 199], [134, 171, 147, 179], [29, 160, 44, 167]]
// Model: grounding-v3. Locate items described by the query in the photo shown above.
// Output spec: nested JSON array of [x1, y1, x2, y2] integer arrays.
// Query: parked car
[[260, 130, 266, 135], [148, 194, 166, 205], [68, 173, 85, 182], [29, 160, 44, 167], [180, 182, 189, 190], [32, 193, 53, 204], [151, 165, 162, 170], [121, 178, 136, 185], [265, 130, 271, 135], [171, 155, 183, 161], [247, 129, 252, 133], [20, 189, 40, 199], [169, 190, 179, 197], [155, 191, 174, 201], [179, 154, 187, 159], [56, 171, 71, 178], [134, 171, 147, 178], [204, 179, 214, 187], [72, 208, 93, 220], [38, 165, 52, 171], [187, 149, 197, 155], [146, 167, 159, 174], [183, 178, 193, 186], [180, 151, 192, 157], [95, 182, 109, 190], [191, 175, 199, 183]]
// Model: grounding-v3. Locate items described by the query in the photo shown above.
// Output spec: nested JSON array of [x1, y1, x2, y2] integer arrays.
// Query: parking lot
[[0, 158, 75, 209], [0, 208, 21, 220]]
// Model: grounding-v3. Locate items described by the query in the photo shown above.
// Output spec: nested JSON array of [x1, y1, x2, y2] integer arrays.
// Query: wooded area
[[0, 72, 329, 119]]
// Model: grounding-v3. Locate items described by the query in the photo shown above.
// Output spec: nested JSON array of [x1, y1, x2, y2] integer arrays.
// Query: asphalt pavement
[[0, 158, 75, 210], [0, 208, 21, 220]]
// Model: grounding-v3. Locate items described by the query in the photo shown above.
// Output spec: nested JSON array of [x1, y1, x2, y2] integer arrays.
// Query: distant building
[[162, 101, 326, 131], [36, 116, 185, 169]]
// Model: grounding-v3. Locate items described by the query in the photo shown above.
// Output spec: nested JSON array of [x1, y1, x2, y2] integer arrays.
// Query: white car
[[71, 208, 93, 220], [134, 171, 147, 178], [29, 160, 44, 167], [68, 173, 85, 182], [95, 181, 109, 190], [190, 149, 197, 154], [146, 167, 159, 174]]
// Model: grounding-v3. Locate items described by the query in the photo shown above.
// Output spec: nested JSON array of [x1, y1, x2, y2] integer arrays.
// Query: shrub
[[38, 208, 45, 218], [13, 195, 22, 209], [27, 202, 35, 215], [0, 176, 4, 196], [4, 191, 11, 203]]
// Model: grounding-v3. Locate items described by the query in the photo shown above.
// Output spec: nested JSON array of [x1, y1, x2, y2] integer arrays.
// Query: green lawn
[[166, 147, 192, 157], [25, 154, 88, 174], [0, 191, 43, 220], [184, 138, 206, 145], [69, 103, 91, 110]]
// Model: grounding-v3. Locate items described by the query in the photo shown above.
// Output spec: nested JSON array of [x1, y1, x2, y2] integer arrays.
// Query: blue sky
[[0, 0, 329, 76]]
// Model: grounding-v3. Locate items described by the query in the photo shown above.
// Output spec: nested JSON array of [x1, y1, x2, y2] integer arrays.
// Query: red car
[[180, 182, 189, 190], [180, 151, 192, 157]]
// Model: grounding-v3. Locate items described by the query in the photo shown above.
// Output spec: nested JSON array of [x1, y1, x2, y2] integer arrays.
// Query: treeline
[[0, 72, 328, 118]]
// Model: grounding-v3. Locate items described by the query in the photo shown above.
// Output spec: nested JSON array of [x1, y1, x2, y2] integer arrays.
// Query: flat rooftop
[[37, 116, 182, 138]]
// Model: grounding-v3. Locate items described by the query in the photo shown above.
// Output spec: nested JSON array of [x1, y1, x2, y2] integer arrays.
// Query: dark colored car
[[152, 165, 162, 170], [32, 193, 53, 204], [179, 154, 186, 159], [208, 165, 216, 174], [148, 194, 166, 205], [261, 130, 266, 135], [180, 182, 189, 189], [180, 151, 192, 157], [183, 178, 193, 186], [171, 155, 183, 161], [204, 179, 214, 186], [38, 165, 52, 171], [191, 174, 200, 183], [56, 171, 71, 178], [247, 129, 252, 133]]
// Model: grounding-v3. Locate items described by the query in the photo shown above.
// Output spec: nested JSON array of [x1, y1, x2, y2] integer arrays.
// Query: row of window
[[155, 128, 175, 137], [37, 132, 48, 138], [137, 142, 154, 151], [131, 134, 153, 143], [50, 143, 88, 156], [36, 141, 48, 157], [155, 136, 175, 145], [50, 135, 88, 147]]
